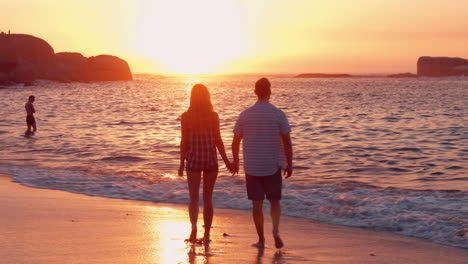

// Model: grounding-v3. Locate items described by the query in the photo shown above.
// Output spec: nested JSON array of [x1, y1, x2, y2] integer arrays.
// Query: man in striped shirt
[[232, 78, 293, 249]]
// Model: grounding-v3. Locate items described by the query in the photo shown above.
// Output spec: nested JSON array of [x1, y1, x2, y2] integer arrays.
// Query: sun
[[136, 0, 246, 74]]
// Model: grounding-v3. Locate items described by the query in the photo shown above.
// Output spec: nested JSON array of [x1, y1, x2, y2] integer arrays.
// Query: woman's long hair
[[185, 84, 215, 133]]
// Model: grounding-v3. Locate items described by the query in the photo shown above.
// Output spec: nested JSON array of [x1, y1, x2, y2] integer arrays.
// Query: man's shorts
[[245, 169, 282, 200], [26, 115, 36, 125]]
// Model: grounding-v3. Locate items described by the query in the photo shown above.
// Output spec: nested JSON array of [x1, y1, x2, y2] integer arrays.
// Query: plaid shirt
[[183, 113, 218, 170]]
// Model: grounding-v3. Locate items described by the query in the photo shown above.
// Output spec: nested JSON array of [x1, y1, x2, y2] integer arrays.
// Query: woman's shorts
[[186, 164, 219, 174]]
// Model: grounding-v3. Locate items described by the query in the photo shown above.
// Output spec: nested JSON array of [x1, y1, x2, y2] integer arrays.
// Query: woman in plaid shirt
[[178, 84, 233, 243]]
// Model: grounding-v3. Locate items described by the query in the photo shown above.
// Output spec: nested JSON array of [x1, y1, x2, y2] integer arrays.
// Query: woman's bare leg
[[202, 170, 218, 241], [187, 170, 202, 242]]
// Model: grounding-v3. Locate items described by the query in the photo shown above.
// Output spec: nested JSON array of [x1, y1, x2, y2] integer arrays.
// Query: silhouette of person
[[232, 78, 293, 249], [178, 84, 233, 243], [25, 95, 37, 135]]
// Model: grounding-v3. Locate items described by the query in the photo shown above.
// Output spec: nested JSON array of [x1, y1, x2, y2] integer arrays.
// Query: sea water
[[0, 75, 467, 248]]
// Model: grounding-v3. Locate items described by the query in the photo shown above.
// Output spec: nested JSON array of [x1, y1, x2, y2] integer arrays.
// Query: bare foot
[[190, 228, 197, 242], [252, 238, 265, 248], [184, 229, 202, 244], [273, 235, 284, 249], [185, 238, 203, 244], [203, 232, 211, 243]]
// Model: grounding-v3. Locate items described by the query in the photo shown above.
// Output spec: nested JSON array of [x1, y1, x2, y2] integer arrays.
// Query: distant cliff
[[296, 73, 353, 78], [387, 72, 417, 78], [417, 56, 468, 77], [0, 33, 132, 84], [296, 57, 468, 78]]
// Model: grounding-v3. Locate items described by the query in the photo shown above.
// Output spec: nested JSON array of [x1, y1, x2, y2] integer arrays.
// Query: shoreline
[[1, 173, 467, 264]]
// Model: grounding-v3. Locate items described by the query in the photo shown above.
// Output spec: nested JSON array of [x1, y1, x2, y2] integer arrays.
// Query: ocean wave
[[320, 129, 344, 134], [100, 156, 147, 162], [446, 166, 465, 170], [108, 121, 154, 126], [392, 147, 422, 152]]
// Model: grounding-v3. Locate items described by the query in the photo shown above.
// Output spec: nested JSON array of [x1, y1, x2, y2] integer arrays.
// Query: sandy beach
[[0, 174, 466, 264]]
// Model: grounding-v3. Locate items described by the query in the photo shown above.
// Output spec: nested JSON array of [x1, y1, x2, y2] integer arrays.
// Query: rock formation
[[417, 56, 468, 77], [0, 33, 132, 84], [0, 33, 56, 82], [55, 52, 88, 82], [88, 55, 133, 81]]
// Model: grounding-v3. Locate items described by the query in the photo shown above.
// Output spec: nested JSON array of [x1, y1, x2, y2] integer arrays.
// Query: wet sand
[[0, 174, 466, 264]]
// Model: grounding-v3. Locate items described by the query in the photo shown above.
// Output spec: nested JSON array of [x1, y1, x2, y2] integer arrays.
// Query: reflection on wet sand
[[144, 206, 189, 263], [187, 243, 213, 264], [251, 246, 288, 264]]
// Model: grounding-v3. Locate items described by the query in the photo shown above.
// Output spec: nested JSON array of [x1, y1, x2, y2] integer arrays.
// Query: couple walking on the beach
[[178, 78, 293, 249]]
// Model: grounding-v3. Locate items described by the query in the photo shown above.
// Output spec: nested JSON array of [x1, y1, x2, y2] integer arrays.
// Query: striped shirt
[[182, 112, 218, 170], [234, 100, 291, 176]]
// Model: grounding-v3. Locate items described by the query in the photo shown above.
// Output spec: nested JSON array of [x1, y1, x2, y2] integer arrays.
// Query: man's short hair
[[255, 78, 271, 98], [28, 95, 35, 100]]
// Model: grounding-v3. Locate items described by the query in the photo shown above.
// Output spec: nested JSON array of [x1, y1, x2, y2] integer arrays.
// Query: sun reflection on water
[[180, 76, 201, 93], [162, 173, 178, 180]]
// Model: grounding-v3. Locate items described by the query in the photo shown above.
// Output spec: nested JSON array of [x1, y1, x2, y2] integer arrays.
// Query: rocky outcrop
[[452, 65, 468, 75], [88, 55, 132, 81], [0, 33, 132, 84], [0, 33, 56, 82], [55, 53, 132, 82], [417, 56, 468, 77], [55, 52, 88, 82]]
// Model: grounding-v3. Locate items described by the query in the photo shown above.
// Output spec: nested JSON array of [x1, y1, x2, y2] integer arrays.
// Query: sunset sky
[[2, 0, 467, 74]]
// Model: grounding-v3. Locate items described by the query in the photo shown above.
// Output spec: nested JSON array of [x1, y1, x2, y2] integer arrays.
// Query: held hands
[[231, 160, 239, 175], [225, 160, 237, 175]]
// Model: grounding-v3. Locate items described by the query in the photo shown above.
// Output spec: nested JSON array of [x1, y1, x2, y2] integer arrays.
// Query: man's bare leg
[[25, 124, 32, 135], [252, 200, 265, 247], [270, 200, 284, 248]]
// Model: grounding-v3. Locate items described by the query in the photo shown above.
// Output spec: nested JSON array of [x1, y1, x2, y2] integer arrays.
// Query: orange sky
[[2, 0, 467, 74]]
